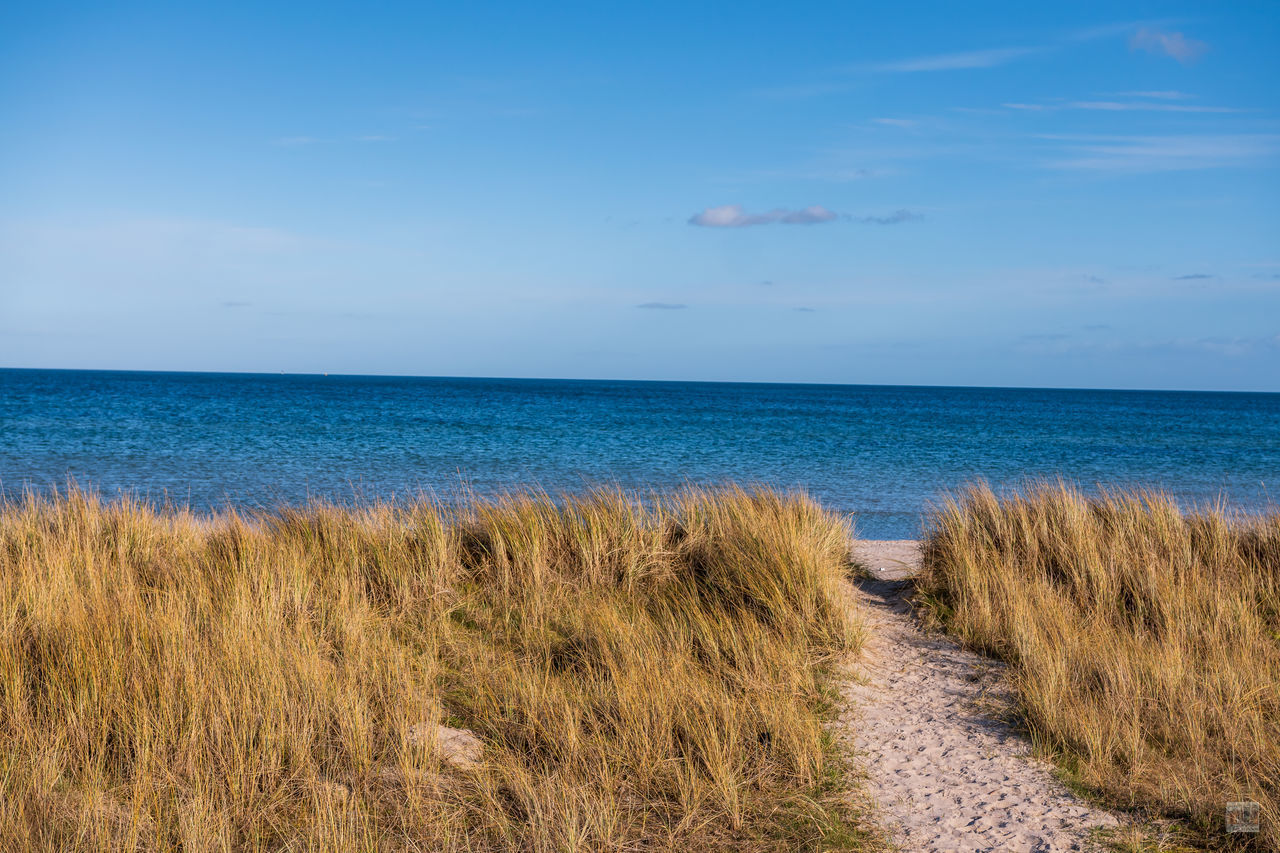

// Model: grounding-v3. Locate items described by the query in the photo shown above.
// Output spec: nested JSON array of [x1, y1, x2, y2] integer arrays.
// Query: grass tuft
[[916, 481, 1279, 851], [0, 484, 868, 851]]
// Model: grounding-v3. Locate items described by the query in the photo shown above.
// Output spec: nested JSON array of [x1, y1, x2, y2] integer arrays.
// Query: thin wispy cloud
[[1005, 100, 1241, 114], [1070, 101, 1238, 113], [221, 300, 252, 308], [1129, 27, 1208, 63], [1065, 20, 1178, 41], [688, 204, 838, 227], [757, 45, 1041, 98], [745, 166, 890, 183], [1109, 90, 1194, 100], [1024, 334, 1280, 359], [757, 20, 1197, 105], [635, 302, 687, 310], [1173, 273, 1214, 280], [1045, 134, 1280, 172], [12, 218, 339, 255], [1174, 335, 1280, 356], [824, 168, 893, 181], [865, 46, 1040, 73]]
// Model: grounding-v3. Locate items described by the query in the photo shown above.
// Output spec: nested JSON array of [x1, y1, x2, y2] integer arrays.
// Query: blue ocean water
[[2, 368, 1278, 539]]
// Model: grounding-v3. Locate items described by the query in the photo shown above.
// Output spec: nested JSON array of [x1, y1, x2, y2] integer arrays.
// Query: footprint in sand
[[839, 540, 1121, 853]]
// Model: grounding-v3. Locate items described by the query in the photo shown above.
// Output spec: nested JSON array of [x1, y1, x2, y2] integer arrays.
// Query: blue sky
[[2, 1, 1278, 390]]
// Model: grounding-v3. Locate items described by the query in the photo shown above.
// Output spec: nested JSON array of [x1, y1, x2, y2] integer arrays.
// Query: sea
[[2, 368, 1278, 539]]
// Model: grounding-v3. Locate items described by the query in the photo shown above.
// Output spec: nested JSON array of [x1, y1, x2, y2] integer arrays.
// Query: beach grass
[[0, 484, 870, 851], [915, 482, 1279, 851]]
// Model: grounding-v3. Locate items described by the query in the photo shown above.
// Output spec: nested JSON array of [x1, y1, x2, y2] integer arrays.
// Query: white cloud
[[1129, 28, 1208, 63], [854, 209, 922, 225], [779, 206, 840, 224], [688, 204, 839, 228]]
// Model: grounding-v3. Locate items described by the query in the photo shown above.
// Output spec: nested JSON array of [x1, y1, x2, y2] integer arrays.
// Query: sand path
[[839, 540, 1120, 852]]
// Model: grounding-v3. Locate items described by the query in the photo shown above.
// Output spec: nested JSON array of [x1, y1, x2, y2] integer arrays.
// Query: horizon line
[[2, 365, 1276, 396]]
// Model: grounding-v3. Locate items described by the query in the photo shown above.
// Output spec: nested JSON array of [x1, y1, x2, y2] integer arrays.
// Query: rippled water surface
[[3, 369, 1278, 538]]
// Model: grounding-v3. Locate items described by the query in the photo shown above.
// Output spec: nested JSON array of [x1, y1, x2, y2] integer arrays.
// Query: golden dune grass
[[916, 482, 1280, 850], [0, 485, 868, 851]]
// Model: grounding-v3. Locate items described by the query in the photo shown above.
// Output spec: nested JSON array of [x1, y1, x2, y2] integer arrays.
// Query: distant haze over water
[[3, 369, 1277, 539]]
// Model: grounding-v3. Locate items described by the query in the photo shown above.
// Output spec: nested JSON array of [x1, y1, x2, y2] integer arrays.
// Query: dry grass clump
[[0, 485, 868, 851], [916, 482, 1279, 850]]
